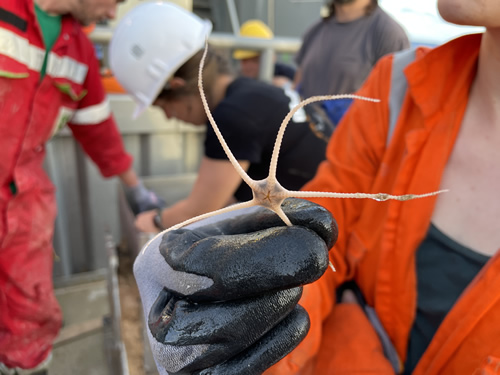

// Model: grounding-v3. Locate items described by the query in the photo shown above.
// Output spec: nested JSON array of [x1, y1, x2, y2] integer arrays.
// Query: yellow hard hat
[[233, 20, 274, 60]]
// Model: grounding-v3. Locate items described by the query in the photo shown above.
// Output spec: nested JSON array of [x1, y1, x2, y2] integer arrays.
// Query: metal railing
[[48, 100, 205, 278], [89, 27, 301, 83]]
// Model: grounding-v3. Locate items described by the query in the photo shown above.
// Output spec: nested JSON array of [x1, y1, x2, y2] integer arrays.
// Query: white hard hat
[[109, 2, 212, 118]]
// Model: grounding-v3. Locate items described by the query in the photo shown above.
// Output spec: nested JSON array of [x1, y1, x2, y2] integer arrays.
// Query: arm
[[118, 167, 139, 187], [134, 156, 250, 233], [68, 39, 163, 213], [68, 37, 133, 177], [161, 157, 250, 227]]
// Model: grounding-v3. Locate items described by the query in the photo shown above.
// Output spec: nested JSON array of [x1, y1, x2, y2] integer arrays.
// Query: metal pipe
[[89, 29, 300, 84], [225, 0, 240, 34], [89, 28, 301, 54], [258, 48, 275, 83], [209, 32, 301, 53], [268, 0, 275, 32]]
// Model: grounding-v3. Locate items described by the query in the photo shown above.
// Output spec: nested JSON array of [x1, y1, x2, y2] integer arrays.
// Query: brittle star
[[144, 42, 447, 271]]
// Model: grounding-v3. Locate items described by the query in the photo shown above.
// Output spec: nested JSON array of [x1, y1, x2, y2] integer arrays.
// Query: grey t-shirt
[[295, 6, 410, 98]]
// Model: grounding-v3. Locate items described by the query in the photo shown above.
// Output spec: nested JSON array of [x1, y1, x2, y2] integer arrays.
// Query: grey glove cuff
[[134, 207, 262, 374], [135, 233, 214, 374]]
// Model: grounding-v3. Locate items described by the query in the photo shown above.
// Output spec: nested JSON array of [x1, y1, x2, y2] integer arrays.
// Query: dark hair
[[324, 0, 378, 19], [156, 46, 233, 103]]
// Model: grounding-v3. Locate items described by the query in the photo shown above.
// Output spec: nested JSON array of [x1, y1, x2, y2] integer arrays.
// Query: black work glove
[[134, 198, 338, 375]]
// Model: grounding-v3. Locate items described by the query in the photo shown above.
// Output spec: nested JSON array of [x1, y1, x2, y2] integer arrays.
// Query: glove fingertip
[[282, 198, 338, 249], [196, 305, 310, 375]]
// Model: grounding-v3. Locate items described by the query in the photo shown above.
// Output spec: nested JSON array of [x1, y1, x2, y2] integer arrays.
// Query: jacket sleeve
[[68, 38, 133, 178], [265, 54, 395, 374]]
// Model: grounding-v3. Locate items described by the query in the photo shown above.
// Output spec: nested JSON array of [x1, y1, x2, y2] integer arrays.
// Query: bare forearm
[[160, 159, 250, 229], [118, 167, 140, 187], [160, 198, 209, 229]]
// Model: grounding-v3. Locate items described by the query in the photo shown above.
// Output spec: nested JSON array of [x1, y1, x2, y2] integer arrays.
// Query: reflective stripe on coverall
[[0, 1, 132, 369], [266, 33, 500, 375]]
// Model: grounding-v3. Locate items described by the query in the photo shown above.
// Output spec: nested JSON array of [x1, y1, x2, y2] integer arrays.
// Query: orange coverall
[[267, 33, 500, 374]]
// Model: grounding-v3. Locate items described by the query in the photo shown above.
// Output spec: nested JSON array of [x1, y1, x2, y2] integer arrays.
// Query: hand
[[134, 198, 338, 375], [135, 209, 160, 234], [125, 180, 166, 215]]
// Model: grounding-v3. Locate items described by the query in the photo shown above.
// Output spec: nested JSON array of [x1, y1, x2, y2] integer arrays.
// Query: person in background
[[295, 0, 409, 125], [132, 0, 500, 374], [0, 0, 162, 373], [234, 20, 336, 146], [109, 3, 327, 235], [233, 19, 296, 88]]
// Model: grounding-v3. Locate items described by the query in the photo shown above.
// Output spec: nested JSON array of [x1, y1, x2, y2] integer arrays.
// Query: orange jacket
[[267, 33, 500, 374]]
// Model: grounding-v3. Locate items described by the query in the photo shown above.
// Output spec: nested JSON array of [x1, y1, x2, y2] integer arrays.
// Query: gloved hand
[[124, 180, 166, 215], [134, 198, 338, 375]]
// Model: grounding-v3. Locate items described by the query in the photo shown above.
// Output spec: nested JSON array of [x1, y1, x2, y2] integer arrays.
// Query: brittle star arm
[[143, 41, 448, 271]]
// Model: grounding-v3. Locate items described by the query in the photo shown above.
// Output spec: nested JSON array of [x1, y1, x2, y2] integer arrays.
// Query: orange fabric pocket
[[314, 303, 395, 374]]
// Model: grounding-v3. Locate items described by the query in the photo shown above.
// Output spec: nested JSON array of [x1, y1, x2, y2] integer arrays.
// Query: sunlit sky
[[379, 0, 484, 46]]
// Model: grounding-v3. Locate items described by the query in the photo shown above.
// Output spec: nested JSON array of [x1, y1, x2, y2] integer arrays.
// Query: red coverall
[[0, 1, 132, 369], [267, 33, 500, 374]]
